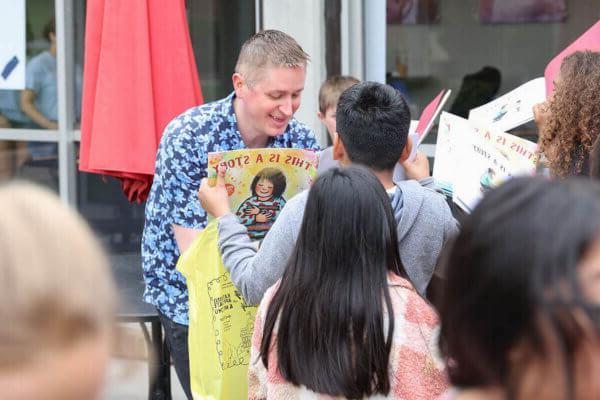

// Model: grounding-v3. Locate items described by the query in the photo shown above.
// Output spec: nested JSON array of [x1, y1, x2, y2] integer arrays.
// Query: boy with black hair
[[199, 81, 458, 304]]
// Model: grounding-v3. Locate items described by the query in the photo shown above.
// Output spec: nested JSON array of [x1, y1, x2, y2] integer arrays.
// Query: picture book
[[207, 148, 318, 241], [432, 112, 468, 196], [433, 112, 539, 212], [468, 77, 546, 132], [408, 89, 452, 162], [452, 130, 512, 212]]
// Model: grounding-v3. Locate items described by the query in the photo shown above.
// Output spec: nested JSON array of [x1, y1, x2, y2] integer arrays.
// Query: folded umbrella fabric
[[80, 0, 203, 203]]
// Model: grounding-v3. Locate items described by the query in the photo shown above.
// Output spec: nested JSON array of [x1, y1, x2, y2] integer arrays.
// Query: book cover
[[434, 112, 539, 211], [408, 89, 452, 161], [432, 111, 467, 196], [468, 77, 546, 132], [207, 148, 318, 241]]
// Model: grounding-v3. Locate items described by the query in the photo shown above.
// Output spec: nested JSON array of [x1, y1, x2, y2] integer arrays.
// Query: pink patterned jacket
[[248, 273, 449, 399]]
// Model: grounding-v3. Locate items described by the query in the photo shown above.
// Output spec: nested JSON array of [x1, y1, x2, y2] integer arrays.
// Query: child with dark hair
[[536, 51, 600, 177], [249, 166, 447, 399], [236, 167, 286, 240], [438, 177, 600, 400], [200, 81, 458, 304]]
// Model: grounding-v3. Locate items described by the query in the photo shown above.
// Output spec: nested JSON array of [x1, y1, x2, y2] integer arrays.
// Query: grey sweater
[[319, 146, 408, 181], [218, 178, 458, 305]]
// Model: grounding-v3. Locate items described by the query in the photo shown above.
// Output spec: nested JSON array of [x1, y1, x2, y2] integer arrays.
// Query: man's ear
[[399, 135, 413, 162], [232, 73, 245, 98]]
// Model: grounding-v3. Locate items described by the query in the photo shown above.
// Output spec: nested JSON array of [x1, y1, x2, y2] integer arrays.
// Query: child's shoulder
[[397, 179, 448, 204]]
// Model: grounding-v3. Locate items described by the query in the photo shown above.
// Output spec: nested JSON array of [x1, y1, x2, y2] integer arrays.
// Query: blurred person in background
[[0, 182, 117, 400], [438, 177, 600, 400]]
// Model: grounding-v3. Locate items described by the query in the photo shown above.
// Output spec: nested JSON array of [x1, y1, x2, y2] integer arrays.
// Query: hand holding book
[[198, 166, 231, 218]]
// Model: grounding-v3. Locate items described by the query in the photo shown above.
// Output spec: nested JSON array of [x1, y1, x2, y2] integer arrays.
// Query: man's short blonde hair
[[318, 75, 360, 113], [0, 182, 116, 367], [235, 30, 310, 85]]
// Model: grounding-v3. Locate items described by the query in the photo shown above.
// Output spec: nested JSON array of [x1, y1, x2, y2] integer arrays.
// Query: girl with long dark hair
[[438, 177, 600, 400], [248, 166, 447, 399]]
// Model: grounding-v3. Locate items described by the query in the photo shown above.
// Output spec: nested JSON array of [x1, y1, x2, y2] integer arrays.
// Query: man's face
[[256, 178, 274, 198], [318, 106, 337, 141], [238, 66, 306, 138]]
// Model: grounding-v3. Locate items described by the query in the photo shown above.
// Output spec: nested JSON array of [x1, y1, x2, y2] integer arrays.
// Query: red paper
[[415, 90, 445, 137], [545, 20, 600, 96]]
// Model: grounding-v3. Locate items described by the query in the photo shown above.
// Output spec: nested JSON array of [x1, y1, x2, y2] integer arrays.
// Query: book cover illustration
[[434, 112, 539, 211], [468, 77, 546, 132], [208, 148, 318, 241], [452, 131, 515, 213]]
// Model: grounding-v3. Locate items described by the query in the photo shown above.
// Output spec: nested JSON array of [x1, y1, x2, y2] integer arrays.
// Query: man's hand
[[198, 168, 231, 218], [401, 150, 430, 180]]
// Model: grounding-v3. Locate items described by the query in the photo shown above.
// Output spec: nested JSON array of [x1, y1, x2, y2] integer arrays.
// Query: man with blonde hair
[[141, 29, 318, 398]]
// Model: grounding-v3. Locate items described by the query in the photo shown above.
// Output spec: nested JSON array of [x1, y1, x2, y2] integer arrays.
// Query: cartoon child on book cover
[[236, 167, 287, 240]]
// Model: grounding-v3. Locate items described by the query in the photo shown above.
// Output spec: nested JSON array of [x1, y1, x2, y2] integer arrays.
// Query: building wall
[[262, 0, 328, 147], [386, 0, 600, 114]]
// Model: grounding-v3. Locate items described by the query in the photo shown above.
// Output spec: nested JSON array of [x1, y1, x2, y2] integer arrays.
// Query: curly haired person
[[536, 51, 600, 177]]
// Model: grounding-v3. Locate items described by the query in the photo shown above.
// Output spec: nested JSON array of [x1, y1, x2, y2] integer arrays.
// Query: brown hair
[[235, 30, 309, 85], [42, 18, 55, 42], [318, 75, 360, 113], [0, 183, 116, 367], [538, 51, 600, 177]]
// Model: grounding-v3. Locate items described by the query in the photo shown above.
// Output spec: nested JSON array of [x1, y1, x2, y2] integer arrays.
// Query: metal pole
[[255, 0, 263, 32], [363, 0, 386, 83], [55, 0, 77, 206]]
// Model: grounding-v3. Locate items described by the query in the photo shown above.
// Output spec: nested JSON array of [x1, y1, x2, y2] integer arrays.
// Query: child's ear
[[399, 135, 413, 162], [317, 111, 325, 122], [333, 133, 347, 163]]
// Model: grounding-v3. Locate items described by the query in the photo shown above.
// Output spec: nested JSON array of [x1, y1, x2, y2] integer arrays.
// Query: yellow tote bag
[[177, 220, 257, 400]]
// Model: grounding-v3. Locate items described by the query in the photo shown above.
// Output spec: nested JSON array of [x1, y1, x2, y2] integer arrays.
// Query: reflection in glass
[[0, 140, 58, 192], [188, 0, 256, 101], [74, 146, 145, 255], [77, 171, 145, 255], [0, 0, 58, 130]]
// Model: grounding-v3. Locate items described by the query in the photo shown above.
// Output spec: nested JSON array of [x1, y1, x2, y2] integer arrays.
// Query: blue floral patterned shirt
[[141, 93, 318, 324]]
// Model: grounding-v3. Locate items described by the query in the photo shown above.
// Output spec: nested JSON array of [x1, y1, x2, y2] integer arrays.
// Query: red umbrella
[[80, 0, 203, 203]]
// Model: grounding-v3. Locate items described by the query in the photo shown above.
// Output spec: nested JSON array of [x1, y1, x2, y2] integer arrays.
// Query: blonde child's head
[[0, 182, 117, 400], [318, 75, 359, 141]]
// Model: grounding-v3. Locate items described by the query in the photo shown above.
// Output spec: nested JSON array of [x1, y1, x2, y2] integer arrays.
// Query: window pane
[[386, 0, 600, 143], [0, 140, 58, 191], [0, 0, 58, 131], [188, 0, 256, 101], [76, 168, 145, 256], [73, 0, 84, 128], [70, 1, 256, 259]]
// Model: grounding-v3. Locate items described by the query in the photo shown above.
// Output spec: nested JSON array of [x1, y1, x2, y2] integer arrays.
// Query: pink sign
[[545, 20, 600, 96], [415, 89, 445, 136]]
